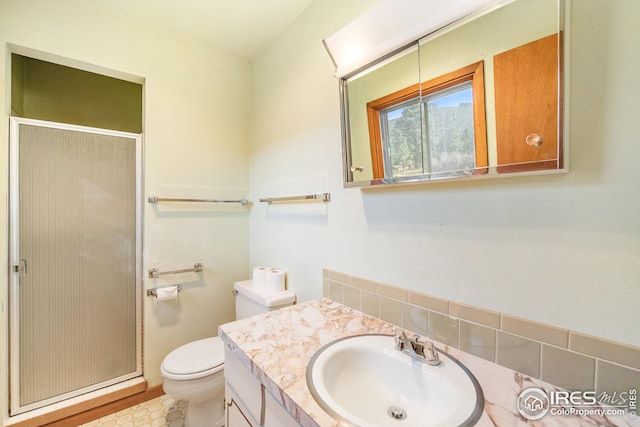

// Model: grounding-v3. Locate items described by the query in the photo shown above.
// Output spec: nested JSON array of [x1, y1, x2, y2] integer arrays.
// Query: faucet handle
[[395, 332, 409, 350], [424, 341, 441, 366]]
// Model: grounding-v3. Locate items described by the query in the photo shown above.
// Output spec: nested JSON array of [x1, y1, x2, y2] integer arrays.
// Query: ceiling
[[80, 0, 316, 60]]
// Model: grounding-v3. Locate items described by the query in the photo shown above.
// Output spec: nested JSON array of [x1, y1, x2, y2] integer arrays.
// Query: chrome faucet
[[394, 332, 441, 365]]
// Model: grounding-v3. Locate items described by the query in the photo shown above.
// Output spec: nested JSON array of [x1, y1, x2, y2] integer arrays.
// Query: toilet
[[160, 280, 296, 427]]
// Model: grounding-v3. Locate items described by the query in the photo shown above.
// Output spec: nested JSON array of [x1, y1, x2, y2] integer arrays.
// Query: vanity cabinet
[[227, 388, 255, 427], [225, 346, 303, 427]]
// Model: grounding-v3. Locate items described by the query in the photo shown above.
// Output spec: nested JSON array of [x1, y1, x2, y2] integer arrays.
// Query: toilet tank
[[233, 280, 296, 319]]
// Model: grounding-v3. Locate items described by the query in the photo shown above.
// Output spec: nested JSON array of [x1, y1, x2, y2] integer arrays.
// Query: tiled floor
[[80, 395, 187, 427]]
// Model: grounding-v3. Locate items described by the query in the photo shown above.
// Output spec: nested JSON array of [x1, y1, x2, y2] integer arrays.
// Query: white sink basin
[[306, 334, 484, 427]]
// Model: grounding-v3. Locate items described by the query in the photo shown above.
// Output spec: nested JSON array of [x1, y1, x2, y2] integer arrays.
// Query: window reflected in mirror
[[423, 82, 476, 174], [366, 61, 486, 179]]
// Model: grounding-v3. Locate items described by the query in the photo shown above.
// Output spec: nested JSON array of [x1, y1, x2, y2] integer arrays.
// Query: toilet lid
[[162, 337, 224, 376]]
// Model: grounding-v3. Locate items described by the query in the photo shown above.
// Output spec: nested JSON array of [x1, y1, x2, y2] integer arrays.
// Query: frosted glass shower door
[[9, 118, 142, 415]]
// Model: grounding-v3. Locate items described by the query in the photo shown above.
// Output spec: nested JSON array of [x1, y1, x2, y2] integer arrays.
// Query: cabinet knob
[[525, 134, 543, 147], [350, 165, 364, 172]]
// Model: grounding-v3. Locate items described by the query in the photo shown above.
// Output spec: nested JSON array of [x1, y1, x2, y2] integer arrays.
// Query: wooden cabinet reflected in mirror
[[494, 33, 561, 172]]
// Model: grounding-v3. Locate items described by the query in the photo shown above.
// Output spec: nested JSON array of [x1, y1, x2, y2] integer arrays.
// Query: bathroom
[[0, 0, 639, 426]]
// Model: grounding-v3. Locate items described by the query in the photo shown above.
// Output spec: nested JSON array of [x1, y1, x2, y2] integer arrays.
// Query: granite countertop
[[219, 298, 637, 427]]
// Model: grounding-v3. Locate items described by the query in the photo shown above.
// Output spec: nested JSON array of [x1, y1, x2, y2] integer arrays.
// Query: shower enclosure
[[8, 117, 142, 415]]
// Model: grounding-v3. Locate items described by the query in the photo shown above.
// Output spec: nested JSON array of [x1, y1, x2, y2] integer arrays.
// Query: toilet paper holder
[[146, 284, 182, 297]]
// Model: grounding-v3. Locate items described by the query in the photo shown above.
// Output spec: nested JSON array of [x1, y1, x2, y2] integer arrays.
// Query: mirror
[[341, 0, 567, 187]]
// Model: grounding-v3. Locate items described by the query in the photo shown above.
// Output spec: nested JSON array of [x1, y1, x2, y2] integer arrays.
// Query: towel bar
[[259, 193, 331, 204], [148, 196, 251, 206], [148, 263, 203, 278]]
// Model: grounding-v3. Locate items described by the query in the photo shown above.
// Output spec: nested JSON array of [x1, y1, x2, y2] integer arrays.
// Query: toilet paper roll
[[155, 285, 179, 301], [252, 267, 270, 287], [265, 269, 286, 292]]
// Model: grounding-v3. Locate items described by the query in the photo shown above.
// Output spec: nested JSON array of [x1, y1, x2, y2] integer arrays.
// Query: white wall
[[0, 0, 251, 415], [250, 0, 640, 348]]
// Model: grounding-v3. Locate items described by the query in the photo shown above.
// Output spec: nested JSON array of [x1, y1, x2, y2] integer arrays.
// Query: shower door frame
[[8, 117, 144, 415]]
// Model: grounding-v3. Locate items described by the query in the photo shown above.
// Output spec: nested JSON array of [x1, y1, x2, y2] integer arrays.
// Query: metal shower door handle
[[13, 259, 27, 275]]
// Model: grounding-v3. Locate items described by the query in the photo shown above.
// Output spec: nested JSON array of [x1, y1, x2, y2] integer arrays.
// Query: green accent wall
[[11, 54, 142, 133]]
